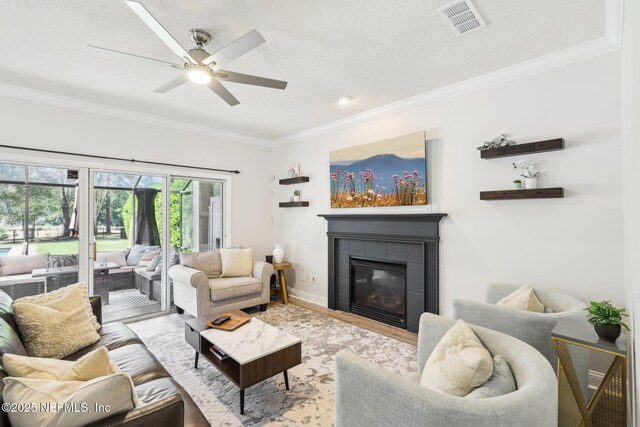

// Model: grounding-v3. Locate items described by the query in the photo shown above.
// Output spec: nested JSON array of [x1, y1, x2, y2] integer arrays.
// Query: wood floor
[[128, 298, 418, 346]]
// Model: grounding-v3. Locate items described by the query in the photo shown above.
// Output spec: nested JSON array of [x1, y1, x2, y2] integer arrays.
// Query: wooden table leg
[[278, 270, 289, 304], [240, 389, 245, 415], [194, 351, 199, 369], [283, 370, 290, 390]]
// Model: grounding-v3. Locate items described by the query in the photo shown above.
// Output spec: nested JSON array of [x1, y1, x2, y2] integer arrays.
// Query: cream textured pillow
[[180, 251, 222, 278], [220, 248, 253, 278], [13, 287, 100, 359], [15, 283, 100, 331], [2, 347, 119, 381], [420, 319, 493, 396], [496, 285, 545, 313], [2, 374, 138, 427]]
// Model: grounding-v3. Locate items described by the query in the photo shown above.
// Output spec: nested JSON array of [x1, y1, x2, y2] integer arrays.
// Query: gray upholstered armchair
[[168, 250, 273, 317], [335, 313, 557, 427], [454, 282, 589, 396]]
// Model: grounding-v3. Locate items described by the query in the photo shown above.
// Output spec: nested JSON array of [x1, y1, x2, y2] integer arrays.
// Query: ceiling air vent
[[437, 0, 486, 36]]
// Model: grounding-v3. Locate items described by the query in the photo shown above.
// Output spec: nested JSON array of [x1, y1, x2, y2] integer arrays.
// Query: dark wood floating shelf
[[279, 176, 310, 185], [279, 201, 310, 208], [480, 138, 564, 159], [480, 187, 564, 200]]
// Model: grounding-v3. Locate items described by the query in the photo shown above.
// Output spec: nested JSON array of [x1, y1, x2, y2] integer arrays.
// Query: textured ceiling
[[0, 0, 606, 140]]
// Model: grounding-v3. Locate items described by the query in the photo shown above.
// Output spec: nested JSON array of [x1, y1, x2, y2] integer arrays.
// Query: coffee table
[[185, 310, 302, 414]]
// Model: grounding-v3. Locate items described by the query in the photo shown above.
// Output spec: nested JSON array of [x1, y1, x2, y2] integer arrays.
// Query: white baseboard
[[589, 369, 604, 390], [288, 288, 328, 307]]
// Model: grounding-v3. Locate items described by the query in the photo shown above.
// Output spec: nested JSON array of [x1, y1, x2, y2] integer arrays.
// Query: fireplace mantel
[[318, 213, 447, 332]]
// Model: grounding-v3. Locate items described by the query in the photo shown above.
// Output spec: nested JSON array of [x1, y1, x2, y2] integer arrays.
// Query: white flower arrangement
[[513, 161, 541, 179]]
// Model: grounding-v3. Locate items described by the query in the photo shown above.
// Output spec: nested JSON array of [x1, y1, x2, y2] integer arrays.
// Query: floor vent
[[437, 0, 486, 36]]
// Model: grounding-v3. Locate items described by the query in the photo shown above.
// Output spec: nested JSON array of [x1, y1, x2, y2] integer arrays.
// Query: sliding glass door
[[91, 171, 168, 322], [0, 160, 228, 323], [0, 162, 82, 299], [170, 177, 224, 254]]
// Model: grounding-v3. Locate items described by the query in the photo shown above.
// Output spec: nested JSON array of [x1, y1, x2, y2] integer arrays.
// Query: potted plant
[[585, 300, 630, 342], [513, 161, 541, 189], [293, 189, 301, 202], [513, 179, 522, 189]]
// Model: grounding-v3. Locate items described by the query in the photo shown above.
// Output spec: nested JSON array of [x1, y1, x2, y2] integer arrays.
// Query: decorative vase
[[293, 195, 300, 202], [514, 182, 522, 189], [524, 177, 538, 189], [288, 168, 295, 178], [294, 163, 301, 177], [272, 244, 285, 264], [594, 324, 621, 342]]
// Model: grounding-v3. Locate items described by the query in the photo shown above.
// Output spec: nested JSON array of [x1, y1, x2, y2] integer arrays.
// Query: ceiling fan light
[[338, 96, 353, 105], [187, 67, 212, 84]]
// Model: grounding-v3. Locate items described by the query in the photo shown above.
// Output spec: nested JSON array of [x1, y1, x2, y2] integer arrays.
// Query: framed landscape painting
[[330, 131, 426, 208]]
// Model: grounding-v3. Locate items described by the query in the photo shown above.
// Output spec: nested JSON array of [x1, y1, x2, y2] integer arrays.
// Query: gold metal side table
[[551, 319, 628, 427]]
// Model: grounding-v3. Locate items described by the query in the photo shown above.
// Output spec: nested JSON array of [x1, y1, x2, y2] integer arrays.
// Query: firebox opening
[[350, 257, 407, 329]]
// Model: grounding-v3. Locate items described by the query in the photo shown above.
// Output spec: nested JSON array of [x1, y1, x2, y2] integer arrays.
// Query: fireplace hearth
[[319, 213, 446, 333], [351, 258, 406, 328]]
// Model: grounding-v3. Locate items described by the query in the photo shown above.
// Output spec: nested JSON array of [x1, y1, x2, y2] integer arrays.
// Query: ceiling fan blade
[[202, 30, 265, 67], [216, 70, 287, 90], [208, 80, 240, 106], [87, 44, 181, 66], [154, 73, 190, 93], [124, 1, 196, 65]]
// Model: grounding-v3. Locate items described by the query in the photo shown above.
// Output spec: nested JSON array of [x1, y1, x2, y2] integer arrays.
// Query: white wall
[[272, 52, 625, 313], [0, 95, 274, 258], [622, 0, 640, 421]]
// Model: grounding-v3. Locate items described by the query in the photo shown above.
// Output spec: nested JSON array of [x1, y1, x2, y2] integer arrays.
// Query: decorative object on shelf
[[294, 163, 301, 177], [293, 189, 301, 202], [585, 300, 630, 342], [290, 196, 294, 202], [513, 179, 522, 189], [477, 134, 516, 151], [287, 167, 295, 178], [272, 244, 285, 264], [513, 161, 540, 189], [329, 131, 427, 208]]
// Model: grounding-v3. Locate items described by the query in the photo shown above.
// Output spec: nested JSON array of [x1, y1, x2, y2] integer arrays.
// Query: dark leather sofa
[[0, 290, 210, 427]]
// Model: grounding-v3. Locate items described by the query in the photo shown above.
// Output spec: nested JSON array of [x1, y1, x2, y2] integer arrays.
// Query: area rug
[[142, 304, 417, 426]]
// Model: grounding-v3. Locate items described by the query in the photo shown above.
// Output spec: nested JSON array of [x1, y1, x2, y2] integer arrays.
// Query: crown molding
[[273, 2, 623, 147], [273, 38, 621, 147], [0, 83, 271, 147], [0, 3, 623, 150]]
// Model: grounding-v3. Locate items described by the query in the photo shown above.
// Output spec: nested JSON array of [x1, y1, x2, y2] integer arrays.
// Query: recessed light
[[338, 96, 353, 105]]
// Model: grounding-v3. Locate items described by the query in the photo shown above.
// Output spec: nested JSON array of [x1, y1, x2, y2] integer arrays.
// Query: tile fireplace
[[318, 213, 447, 333]]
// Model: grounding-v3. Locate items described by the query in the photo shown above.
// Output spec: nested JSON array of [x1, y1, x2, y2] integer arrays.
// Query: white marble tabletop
[[200, 317, 301, 364]]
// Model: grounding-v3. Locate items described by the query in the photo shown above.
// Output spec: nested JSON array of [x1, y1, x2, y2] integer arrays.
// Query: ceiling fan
[[88, 0, 287, 106]]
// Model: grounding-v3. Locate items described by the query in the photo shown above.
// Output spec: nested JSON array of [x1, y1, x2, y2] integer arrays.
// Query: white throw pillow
[[15, 283, 100, 331], [220, 248, 253, 278], [2, 347, 119, 381], [13, 287, 100, 359], [420, 319, 493, 396], [2, 373, 139, 427], [96, 250, 128, 267], [496, 285, 545, 313]]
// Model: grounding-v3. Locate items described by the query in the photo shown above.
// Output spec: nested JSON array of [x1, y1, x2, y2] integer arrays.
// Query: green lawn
[[3, 239, 129, 255]]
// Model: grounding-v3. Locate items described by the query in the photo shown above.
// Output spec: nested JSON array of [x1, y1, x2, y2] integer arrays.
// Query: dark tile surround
[[318, 214, 447, 333]]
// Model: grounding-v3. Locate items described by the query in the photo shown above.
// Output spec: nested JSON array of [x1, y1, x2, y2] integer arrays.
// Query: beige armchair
[[168, 250, 273, 317]]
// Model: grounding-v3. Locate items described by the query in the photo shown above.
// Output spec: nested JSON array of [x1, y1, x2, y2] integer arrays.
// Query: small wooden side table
[[551, 319, 628, 427], [272, 262, 292, 304]]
